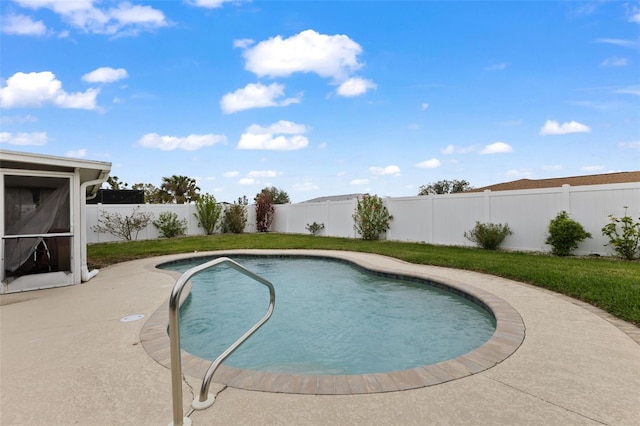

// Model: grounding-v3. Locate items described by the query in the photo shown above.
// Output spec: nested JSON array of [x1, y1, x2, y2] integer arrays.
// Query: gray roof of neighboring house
[[300, 193, 365, 203]]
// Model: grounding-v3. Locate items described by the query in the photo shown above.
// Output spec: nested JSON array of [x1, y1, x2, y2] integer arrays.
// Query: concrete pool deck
[[1, 250, 639, 425]]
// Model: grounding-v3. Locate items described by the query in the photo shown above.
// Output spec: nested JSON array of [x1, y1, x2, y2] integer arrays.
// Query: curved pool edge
[[140, 249, 525, 395]]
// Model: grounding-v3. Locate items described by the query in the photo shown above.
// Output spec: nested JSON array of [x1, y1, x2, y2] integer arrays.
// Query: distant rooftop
[[468, 171, 640, 192], [301, 193, 365, 203]]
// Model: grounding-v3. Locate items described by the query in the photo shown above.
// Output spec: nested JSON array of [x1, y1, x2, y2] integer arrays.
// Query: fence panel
[[386, 197, 430, 242], [85, 182, 639, 255], [431, 193, 485, 246], [486, 189, 563, 252]]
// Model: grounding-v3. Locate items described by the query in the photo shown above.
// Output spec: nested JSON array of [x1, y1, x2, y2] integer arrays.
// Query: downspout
[[80, 177, 107, 282]]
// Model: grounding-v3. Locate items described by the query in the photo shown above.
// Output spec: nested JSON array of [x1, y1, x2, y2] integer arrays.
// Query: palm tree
[[160, 175, 200, 204]]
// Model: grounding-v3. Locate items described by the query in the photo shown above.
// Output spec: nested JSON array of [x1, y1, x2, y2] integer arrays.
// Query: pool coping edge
[[140, 249, 525, 395]]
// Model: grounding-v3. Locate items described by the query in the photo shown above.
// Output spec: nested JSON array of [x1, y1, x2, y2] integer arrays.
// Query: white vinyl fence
[[86, 182, 640, 256]]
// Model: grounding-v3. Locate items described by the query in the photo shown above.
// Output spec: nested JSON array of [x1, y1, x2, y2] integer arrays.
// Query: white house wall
[[85, 182, 640, 256]]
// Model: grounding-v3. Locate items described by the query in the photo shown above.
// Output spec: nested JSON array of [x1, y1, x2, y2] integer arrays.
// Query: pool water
[[162, 256, 496, 375]]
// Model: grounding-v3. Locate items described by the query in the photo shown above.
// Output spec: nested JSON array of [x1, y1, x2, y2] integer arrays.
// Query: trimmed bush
[[464, 221, 512, 250], [222, 197, 248, 234], [306, 222, 325, 235], [545, 211, 591, 256], [153, 211, 187, 238]]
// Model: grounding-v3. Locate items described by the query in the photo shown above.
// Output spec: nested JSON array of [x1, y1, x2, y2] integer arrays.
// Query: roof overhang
[[0, 149, 112, 196]]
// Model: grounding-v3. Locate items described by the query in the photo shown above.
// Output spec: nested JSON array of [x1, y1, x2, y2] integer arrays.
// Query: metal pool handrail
[[168, 257, 276, 426]]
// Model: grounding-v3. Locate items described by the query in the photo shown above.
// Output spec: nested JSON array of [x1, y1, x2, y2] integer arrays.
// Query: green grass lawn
[[87, 233, 640, 326]]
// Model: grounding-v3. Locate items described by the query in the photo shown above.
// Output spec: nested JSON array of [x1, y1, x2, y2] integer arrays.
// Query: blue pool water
[[162, 256, 496, 375]]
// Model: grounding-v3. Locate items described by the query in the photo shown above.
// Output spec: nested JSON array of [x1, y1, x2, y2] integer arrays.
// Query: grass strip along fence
[[88, 233, 640, 326]]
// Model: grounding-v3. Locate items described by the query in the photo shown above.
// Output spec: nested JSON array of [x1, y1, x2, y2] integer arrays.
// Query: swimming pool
[[162, 255, 496, 375], [144, 250, 525, 394]]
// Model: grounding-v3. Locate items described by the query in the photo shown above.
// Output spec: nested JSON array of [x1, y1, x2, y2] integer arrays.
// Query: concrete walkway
[[1, 250, 639, 426]]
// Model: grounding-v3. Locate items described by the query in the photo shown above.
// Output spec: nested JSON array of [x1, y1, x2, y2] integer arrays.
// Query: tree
[[106, 176, 129, 190], [418, 179, 472, 195], [194, 193, 223, 235], [160, 175, 200, 204], [255, 186, 290, 204], [131, 182, 170, 204]]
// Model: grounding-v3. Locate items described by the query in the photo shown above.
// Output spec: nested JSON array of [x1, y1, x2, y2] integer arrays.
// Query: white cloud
[[187, 0, 240, 9], [540, 120, 591, 135], [369, 165, 401, 176], [66, 148, 87, 158], [82, 67, 128, 83], [239, 177, 256, 185], [350, 179, 369, 185], [484, 63, 507, 71], [241, 29, 363, 81], [0, 114, 37, 125], [628, 5, 640, 23], [247, 170, 280, 178], [581, 165, 604, 171], [336, 77, 376, 97], [223, 171, 239, 178], [233, 38, 254, 49], [440, 144, 478, 155], [600, 57, 628, 67], [220, 82, 300, 114], [238, 133, 308, 151], [498, 119, 523, 127], [421, 103, 429, 111], [480, 142, 513, 154], [137, 133, 226, 151], [594, 38, 638, 48], [237, 120, 309, 150], [506, 169, 533, 178], [1, 13, 47, 36], [0, 71, 99, 109], [415, 158, 441, 169], [0, 131, 48, 146], [619, 141, 640, 149], [293, 182, 319, 191], [13, 0, 169, 36], [614, 86, 640, 96], [441, 145, 455, 155]]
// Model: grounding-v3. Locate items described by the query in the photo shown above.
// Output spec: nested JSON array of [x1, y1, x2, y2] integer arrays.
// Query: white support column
[[562, 184, 571, 213], [484, 190, 492, 223]]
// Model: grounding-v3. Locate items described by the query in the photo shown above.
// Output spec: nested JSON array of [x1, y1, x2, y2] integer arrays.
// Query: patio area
[[1, 250, 639, 425]]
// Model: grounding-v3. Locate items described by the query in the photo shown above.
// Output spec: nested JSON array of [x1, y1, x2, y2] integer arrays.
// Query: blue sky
[[1, 0, 639, 203]]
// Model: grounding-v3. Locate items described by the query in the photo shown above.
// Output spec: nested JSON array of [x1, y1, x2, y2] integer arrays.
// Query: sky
[[1, 0, 639, 203]]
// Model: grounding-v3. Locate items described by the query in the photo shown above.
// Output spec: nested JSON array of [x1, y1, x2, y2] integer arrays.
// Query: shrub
[[255, 192, 275, 232], [221, 197, 248, 234], [306, 222, 325, 235], [91, 207, 154, 241], [153, 211, 187, 238], [545, 211, 592, 256], [352, 194, 393, 240], [602, 207, 640, 260], [464, 221, 513, 250], [194, 194, 222, 235]]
